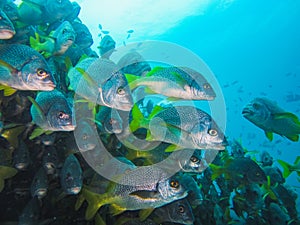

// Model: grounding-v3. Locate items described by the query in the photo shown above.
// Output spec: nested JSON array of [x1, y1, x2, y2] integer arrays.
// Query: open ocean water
[[1, 0, 299, 224]]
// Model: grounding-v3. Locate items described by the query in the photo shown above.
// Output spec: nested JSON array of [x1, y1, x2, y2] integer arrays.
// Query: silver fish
[[0, 44, 55, 91]]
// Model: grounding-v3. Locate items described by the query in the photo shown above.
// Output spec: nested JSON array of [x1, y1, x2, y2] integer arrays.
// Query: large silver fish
[[126, 66, 216, 100], [242, 97, 300, 141], [76, 167, 188, 220], [131, 105, 227, 151], [72, 58, 133, 111], [0, 44, 55, 93]]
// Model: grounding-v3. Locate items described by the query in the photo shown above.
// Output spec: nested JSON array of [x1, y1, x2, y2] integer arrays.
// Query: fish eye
[[203, 83, 211, 89], [109, 119, 115, 125], [117, 87, 125, 95], [170, 180, 179, 188], [178, 205, 185, 213], [82, 133, 88, 140], [62, 29, 67, 34], [208, 129, 218, 136], [37, 69, 48, 78], [252, 103, 260, 110], [190, 156, 199, 163], [57, 111, 68, 119]]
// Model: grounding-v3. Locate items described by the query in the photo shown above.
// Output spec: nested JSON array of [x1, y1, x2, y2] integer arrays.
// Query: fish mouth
[[242, 108, 253, 116], [0, 28, 15, 39], [41, 82, 56, 90], [61, 124, 76, 131]]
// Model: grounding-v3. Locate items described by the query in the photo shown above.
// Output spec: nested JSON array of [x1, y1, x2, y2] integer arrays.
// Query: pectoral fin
[[28, 96, 46, 122], [139, 208, 155, 221], [170, 71, 187, 89], [0, 84, 17, 96], [0, 59, 18, 74], [265, 131, 273, 141], [109, 204, 126, 216], [124, 73, 139, 90], [29, 127, 51, 140]]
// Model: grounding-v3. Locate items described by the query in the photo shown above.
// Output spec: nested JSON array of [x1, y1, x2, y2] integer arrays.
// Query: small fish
[[0, 44, 55, 94], [262, 166, 285, 185], [60, 154, 82, 195], [117, 51, 151, 77], [267, 203, 291, 225], [73, 58, 133, 111], [152, 198, 194, 225], [125, 66, 216, 100], [72, 21, 93, 49], [95, 106, 123, 134], [127, 29, 134, 34], [43, 0, 74, 24], [76, 167, 187, 220], [277, 156, 300, 178], [29, 89, 75, 131], [98, 35, 115, 59], [210, 157, 267, 184], [242, 97, 300, 141], [172, 149, 211, 173], [130, 105, 227, 151], [42, 146, 59, 175], [0, 9, 15, 39], [260, 150, 273, 167], [18, 197, 40, 225], [74, 118, 99, 152], [30, 167, 48, 198], [0, 165, 17, 192], [13, 139, 31, 170], [30, 21, 76, 57]]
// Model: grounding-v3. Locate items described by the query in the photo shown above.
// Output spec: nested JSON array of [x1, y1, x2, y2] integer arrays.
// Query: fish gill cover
[[0, 0, 299, 225]]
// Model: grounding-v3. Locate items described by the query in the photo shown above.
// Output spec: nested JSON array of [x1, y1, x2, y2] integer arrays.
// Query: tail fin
[[0, 166, 18, 192], [129, 103, 146, 132], [29, 33, 41, 52], [82, 187, 108, 220], [0, 84, 17, 96], [209, 164, 224, 180], [277, 159, 292, 178]]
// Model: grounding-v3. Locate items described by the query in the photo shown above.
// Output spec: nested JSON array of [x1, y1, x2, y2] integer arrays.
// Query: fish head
[[54, 21, 76, 48], [191, 81, 216, 100], [192, 117, 227, 150], [73, 22, 93, 49], [98, 35, 116, 56], [0, 10, 16, 39], [21, 57, 56, 90], [45, 0, 73, 22], [158, 175, 188, 201], [75, 119, 98, 151], [247, 164, 267, 184], [179, 67, 216, 100], [260, 151, 273, 166], [167, 199, 195, 224], [179, 150, 207, 173], [47, 102, 75, 131], [61, 155, 83, 195], [102, 70, 133, 111], [242, 98, 271, 126], [103, 109, 123, 134]]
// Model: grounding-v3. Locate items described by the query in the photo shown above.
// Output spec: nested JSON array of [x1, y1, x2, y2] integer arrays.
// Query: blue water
[[151, 0, 300, 207]]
